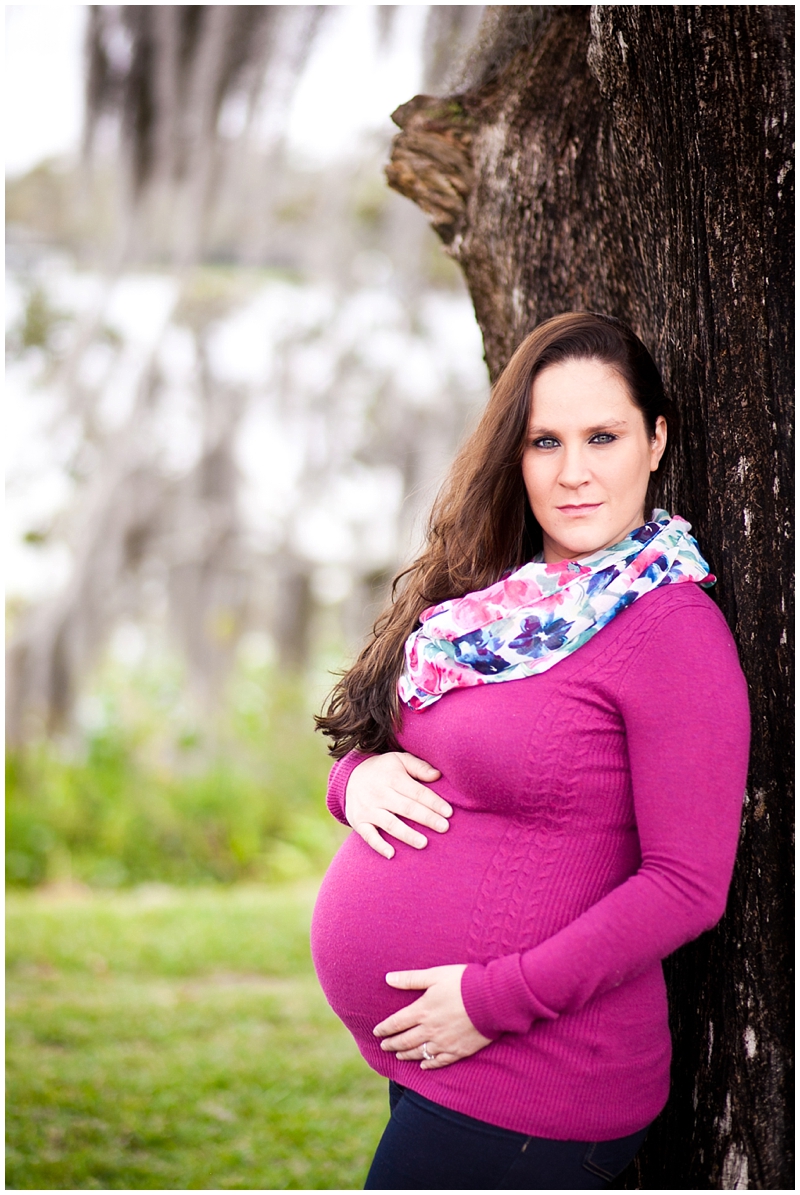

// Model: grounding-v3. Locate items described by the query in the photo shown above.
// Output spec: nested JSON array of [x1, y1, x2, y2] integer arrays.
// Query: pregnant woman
[[312, 312, 750, 1190]]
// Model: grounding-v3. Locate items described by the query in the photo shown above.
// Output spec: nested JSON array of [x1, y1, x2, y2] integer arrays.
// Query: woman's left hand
[[373, 965, 493, 1069]]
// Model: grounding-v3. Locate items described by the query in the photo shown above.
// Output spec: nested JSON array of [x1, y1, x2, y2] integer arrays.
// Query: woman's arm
[[326, 750, 452, 858], [325, 751, 373, 825], [460, 598, 751, 1039]]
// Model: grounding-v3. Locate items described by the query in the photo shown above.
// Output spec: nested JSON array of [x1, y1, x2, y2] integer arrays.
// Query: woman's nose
[[558, 445, 591, 487]]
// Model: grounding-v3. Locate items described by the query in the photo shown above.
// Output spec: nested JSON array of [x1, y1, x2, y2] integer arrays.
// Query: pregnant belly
[[311, 811, 508, 1031]]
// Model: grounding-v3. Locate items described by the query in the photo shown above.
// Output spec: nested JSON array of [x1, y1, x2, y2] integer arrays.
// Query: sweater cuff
[[325, 750, 374, 825], [461, 955, 559, 1039]]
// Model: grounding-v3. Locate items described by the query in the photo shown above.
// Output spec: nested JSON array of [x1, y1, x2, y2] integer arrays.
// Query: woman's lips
[[556, 503, 602, 516]]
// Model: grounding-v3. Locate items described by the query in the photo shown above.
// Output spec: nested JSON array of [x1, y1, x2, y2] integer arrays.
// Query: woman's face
[[522, 357, 667, 564]]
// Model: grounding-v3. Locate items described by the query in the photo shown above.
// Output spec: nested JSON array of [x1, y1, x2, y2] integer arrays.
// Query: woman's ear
[[650, 415, 668, 472]]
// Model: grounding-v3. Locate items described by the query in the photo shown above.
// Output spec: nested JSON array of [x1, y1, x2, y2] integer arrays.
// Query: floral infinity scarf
[[398, 511, 715, 711]]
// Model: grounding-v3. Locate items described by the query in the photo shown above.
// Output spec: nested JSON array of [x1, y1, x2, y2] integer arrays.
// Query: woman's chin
[[544, 514, 644, 562], [545, 530, 608, 562]]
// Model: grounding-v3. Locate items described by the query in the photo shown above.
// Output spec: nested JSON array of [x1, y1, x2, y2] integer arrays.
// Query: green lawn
[[6, 883, 388, 1190]]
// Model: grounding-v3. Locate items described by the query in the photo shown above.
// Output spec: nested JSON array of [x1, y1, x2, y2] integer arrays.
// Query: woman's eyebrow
[[584, 419, 629, 433]]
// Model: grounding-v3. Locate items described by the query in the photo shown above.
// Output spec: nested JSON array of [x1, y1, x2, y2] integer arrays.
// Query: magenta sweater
[[311, 585, 750, 1140]]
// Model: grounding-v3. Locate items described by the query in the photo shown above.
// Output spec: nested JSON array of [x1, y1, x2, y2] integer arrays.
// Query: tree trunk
[[274, 555, 314, 673], [387, 6, 793, 1189]]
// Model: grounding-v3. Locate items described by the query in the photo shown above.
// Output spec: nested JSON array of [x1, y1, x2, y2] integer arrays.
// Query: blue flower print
[[508, 615, 571, 656], [452, 630, 512, 674], [586, 565, 621, 597]]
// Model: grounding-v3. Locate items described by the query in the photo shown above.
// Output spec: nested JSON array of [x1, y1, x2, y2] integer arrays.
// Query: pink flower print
[[535, 590, 568, 616], [628, 546, 668, 579], [447, 594, 496, 630], [406, 639, 421, 669], [416, 658, 443, 692], [549, 561, 590, 587], [504, 577, 544, 607]]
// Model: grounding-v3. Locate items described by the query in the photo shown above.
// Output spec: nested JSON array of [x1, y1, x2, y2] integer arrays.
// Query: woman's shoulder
[[609, 583, 750, 739], [613, 582, 746, 690], [623, 580, 732, 633]]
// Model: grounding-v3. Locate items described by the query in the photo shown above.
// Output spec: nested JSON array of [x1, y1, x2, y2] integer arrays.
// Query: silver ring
[[422, 1042, 436, 1061]]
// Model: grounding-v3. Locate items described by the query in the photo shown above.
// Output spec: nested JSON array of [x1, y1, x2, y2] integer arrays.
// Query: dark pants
[[364, 1081, 649, 1191]]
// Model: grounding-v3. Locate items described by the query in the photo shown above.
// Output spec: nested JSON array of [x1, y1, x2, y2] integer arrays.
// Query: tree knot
[[385, 94, 474, 247]]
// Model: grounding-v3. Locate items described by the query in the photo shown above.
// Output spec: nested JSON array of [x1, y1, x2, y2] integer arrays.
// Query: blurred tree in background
[[6, 6, 488, 744], [6, 7, 489, 892]]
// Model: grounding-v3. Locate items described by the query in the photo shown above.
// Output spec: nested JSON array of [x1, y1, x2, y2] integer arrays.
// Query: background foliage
[[7, 652, 342, 890]]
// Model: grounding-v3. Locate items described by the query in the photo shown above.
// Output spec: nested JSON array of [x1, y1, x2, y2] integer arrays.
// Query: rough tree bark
[[387, 6, 793, 1189]]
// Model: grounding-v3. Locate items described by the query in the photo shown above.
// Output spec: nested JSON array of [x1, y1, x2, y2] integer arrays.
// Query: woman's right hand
[[345, 752, 451, 858]]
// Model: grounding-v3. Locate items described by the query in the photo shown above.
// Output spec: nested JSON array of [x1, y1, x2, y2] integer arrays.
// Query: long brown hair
[[316, 312, 674, 758]]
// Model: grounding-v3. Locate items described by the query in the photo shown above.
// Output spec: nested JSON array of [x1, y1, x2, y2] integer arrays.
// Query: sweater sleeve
[[325, 750, 375, 826], [461, 597, 751, 1040]]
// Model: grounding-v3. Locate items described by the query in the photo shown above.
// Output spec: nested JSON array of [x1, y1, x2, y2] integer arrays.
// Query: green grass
[[6, 883, 388, 1190]]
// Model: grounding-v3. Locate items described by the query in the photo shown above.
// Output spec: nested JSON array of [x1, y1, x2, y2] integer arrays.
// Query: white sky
[[284, 5, 426, 163], [5, 5, 87, 176], [4, 4, 427, 177]]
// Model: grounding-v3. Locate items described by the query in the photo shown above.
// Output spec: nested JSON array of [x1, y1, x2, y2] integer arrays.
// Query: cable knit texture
[[311, 585, 750, 1139]]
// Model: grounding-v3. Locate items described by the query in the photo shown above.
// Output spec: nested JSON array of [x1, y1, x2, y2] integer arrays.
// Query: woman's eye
[[590, 433, 617, 444], [532, 437, 559, 449]]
